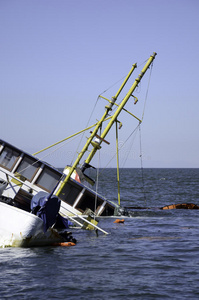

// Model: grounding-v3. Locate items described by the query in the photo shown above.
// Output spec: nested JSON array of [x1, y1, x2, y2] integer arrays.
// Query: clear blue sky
[[1, 0, 199, 168]]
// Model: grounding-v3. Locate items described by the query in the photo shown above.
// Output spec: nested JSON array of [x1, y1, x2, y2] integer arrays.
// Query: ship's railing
[[0, 168, 108, 234]]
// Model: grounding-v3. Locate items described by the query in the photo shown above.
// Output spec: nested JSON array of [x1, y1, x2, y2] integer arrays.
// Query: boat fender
[[114, 219, 125, 223]]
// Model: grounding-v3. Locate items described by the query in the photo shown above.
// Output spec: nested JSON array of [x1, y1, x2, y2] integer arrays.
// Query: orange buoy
[[52, 242, 76, 247], [114, 219, 125, 223]]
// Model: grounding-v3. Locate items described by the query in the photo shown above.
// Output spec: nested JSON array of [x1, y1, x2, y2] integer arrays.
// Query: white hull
[[0, 202, 65, 247]]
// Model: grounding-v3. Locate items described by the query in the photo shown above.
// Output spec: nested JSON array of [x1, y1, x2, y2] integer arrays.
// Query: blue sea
[[1, 168, 199, 299]]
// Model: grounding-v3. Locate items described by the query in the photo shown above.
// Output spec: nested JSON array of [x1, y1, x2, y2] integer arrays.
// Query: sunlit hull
[[0, 202, 66, 247]]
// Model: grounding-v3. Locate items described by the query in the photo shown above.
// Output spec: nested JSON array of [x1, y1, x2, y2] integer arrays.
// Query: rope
[[120, 124, 140, 168], [70, 97, 99, 165], [142, 62, 153, 121], [139, 124, 147, 206], [99, 74, 130, 96], [100, 57, 149, 96], [94, 126, 102, 218], [137, 59, 148, 69], [94, 147, 100, 219], [98, 123, 140, 176]]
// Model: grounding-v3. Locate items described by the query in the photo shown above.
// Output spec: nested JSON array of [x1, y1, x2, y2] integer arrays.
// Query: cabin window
[[0, 146, 20, 170], [15, 156, 41, 181], [58, 181, 81, 206], [76, 190, 104, 212], [35, 166, 61, 192]]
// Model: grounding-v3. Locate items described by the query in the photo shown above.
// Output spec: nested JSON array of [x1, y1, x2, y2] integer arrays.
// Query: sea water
[[0, 168, 199, 299]]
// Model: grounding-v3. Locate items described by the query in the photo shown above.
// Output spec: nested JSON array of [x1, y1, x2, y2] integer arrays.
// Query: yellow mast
[[56, 52, 156, 197], [85, 52, 157, 165], [56, 63, 137, 197]]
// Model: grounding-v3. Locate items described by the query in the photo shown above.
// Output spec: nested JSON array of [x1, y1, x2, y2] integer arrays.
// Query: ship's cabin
[[0, 139, 115, 216], [0, 139, 62, 191]]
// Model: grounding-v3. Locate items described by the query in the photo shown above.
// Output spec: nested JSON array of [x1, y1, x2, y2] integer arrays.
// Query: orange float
[[52, 242, 76, 247], [114, 219, 125, 223]]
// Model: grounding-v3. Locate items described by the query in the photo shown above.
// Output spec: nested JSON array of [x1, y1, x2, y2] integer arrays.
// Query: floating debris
[[161, 203, 199, 210], [114, 219, 125, 224]]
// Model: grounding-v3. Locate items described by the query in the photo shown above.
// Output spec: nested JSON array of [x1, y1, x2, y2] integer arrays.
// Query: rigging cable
[[138, 62, 154, 206], [70, 96, 99, 166], [94, 127, 102, 219], [99, 72, 131, 96], [139, 124, 147, 206], [98, 123, 140, 176], [116, 119, 121, 205], [133, 64, 154, 207], [120, 124, 140, 168], [71, 66, 135, 166], [142, 61, 153, 121]]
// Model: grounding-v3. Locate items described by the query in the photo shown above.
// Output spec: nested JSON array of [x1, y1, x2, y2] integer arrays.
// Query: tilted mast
[[56, 52, 156, 197], [85, 52, 157, 165]]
